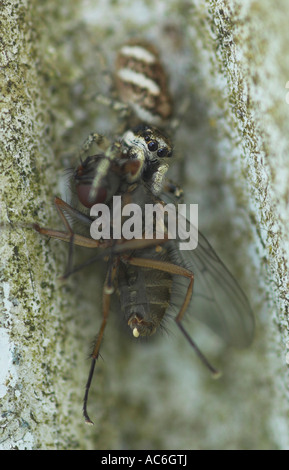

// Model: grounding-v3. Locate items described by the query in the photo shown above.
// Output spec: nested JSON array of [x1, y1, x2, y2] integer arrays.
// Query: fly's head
[[74, 154, 120, 208]]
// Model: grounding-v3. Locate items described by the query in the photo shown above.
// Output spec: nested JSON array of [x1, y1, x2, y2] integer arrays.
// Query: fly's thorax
[[115, 40, 173, 127]]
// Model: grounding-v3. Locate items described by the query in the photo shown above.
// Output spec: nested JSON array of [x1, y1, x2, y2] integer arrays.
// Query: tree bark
[[1, 0, 289, 450]]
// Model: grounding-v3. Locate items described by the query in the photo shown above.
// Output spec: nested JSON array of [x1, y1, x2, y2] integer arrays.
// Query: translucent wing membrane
[[168, 233, 254, 347], [162, 193, 254, 348]]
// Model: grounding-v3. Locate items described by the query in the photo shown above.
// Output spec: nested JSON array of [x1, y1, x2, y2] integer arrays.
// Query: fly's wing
[[161, 192, 255, 348]]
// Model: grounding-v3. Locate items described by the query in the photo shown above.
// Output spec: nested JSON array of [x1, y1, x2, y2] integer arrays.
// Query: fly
[[34, 125, 254, 424]]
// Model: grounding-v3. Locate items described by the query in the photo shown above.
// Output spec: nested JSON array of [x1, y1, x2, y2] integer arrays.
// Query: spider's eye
[[157, 147, 168, 158], [147, 140, 158, 152], [143, 134, 151, 142]]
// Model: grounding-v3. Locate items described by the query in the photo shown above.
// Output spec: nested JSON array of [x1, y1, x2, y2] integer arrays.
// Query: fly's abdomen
[[143, 265, 172, 326], [118, 254, 172, 338]]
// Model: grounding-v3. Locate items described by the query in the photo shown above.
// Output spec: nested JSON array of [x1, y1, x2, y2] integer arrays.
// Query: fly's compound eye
[[76, 184, 107, 208], [147, 140, 158, 152], [75, 159, 109, 208]]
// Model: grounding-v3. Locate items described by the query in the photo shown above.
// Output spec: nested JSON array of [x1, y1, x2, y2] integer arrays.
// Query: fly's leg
[[34, 196, 101, 277], [34, 196, 95, 243], [54, 196, 93, 227], [50, 237, 170, 283], [83, 261, 118, 425], [34, 222, 101, 248], [123, 256, 220, 377], [35, 217, 168, 279], [53, 197, 77, 277]]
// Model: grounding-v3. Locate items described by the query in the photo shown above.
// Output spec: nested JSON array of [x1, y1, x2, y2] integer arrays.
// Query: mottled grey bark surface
[[1, 0, 289, 450]]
